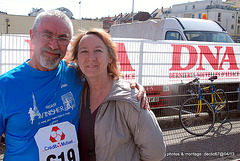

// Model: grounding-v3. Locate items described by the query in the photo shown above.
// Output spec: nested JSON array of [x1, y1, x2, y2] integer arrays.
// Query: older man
[[0, 10, 148, 161]]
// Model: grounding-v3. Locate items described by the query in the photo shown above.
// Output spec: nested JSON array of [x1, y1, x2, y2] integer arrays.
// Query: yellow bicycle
[[179, 76, 229, 136]]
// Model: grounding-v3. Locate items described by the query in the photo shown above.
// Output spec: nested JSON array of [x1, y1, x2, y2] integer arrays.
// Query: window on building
[[192, 5, 195, 9], [231, 25, 234, 30], [198, 14, 202, 19], [192, 14, 195, 18], [232, 14, 235, 19], [238, 16, 240, 24], [238, 25, 240, 34], [218, 13, 221, 22], [185, 6, 188, 11]]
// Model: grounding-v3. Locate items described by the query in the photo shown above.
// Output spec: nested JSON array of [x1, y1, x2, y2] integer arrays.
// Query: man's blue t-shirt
[[0, 60, 83, 161]]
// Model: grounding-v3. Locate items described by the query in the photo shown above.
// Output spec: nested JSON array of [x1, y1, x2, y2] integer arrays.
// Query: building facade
[[0, 13, 103, 35], [159, 0, 240, 41]]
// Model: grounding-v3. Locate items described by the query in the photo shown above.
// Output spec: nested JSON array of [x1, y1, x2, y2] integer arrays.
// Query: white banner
[[114, 38, 240, 85], [1, 35, 239, 85], [0, 34, 31, 74]]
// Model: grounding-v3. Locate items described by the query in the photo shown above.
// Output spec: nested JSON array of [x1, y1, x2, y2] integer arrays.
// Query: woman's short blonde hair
[[71, 28, 121, 79]]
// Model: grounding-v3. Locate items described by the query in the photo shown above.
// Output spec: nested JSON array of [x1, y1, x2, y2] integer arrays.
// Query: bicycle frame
[[197, 83, 203, 115], [194, 80, 218, 114], [202, 85, 226, 113]]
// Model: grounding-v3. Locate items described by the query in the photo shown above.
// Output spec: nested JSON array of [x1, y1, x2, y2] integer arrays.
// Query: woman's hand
[[130, 82, 150, 110]]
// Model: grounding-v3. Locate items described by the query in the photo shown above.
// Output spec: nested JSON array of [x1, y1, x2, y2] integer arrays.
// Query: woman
[[71, 28, 166, 161]]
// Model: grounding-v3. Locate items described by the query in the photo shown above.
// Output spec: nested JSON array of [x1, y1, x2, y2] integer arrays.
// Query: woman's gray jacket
[[80, 79, 166, 161]]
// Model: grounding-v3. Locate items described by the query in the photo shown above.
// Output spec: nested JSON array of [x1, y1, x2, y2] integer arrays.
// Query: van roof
[[171, 17, 225, 32]]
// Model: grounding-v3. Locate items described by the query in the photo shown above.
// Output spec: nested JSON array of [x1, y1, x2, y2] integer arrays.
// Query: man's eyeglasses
[[36, 32, 71, 45]]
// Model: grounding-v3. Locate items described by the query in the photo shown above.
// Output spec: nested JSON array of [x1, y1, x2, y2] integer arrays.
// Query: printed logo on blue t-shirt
[[28, 93, 42, 124], [28, 92, 76, 125]]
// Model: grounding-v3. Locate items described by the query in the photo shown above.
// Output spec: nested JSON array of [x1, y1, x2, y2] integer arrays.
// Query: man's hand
[[130, 82, 150, 110]]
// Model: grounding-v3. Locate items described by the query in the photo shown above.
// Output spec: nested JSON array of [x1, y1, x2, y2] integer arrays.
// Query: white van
[[110, 17, 234, 43]]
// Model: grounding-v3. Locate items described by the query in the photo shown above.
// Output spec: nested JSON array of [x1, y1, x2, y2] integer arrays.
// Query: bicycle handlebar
[[186, 77, 200, 85]]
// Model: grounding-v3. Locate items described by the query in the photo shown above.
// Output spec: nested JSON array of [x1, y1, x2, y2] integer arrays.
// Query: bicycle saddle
[[209, 76, 217, 82]]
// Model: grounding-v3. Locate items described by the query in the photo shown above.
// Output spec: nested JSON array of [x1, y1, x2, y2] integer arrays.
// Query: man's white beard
[[40, 52, 62, 70]]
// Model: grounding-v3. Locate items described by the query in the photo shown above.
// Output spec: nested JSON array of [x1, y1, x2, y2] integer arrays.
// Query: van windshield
[[184, 31, 234, 43]]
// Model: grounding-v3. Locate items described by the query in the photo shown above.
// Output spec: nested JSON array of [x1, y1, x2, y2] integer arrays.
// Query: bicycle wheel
[[214, 89, 229, 123], [179, 97, 215, 136]]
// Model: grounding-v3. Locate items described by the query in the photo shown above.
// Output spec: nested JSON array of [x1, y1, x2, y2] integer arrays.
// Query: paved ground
[[1, 111, 240, 161], [162, 118, 240, 161]]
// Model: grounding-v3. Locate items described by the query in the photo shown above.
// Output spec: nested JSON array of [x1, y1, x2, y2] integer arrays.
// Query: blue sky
[[0, 0, 197, 19]]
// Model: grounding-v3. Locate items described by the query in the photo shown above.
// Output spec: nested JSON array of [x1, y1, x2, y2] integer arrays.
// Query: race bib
[[34, 121, 80, 161]]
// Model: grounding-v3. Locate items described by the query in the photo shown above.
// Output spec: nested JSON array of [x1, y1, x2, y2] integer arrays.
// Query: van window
[[184, 31, 234, 43], [165, 31, 184, 40]]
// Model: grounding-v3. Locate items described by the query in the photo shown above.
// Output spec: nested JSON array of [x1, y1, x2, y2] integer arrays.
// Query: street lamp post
[[132, 0, 134, 23], [6, 18, 10, 34], [235, 11, 238, 38], [79, 1, 82, 29], [1, 14, 4, 34]]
